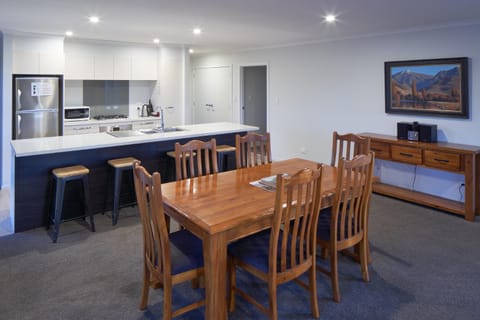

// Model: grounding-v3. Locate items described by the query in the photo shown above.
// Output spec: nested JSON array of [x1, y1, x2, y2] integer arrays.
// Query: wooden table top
[[161, 158, 337, 236]]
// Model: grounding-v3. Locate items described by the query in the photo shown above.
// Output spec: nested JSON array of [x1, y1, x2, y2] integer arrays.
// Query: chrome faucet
[[160, 108, 165, 131]]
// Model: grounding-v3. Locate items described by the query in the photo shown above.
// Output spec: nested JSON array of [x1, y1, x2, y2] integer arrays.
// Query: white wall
[[191, 24, 480, 201]]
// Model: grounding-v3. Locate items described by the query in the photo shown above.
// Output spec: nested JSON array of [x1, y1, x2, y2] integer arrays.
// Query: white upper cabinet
[[12, 35, 65, 74], [113, 55, 131, 80], [39, 52, 64, 74], [12, 50, 38, 74], [64, 41, 157, 81], [64, 52, 94, 79], [94, 54, 114, 79], [131, 50, 157, 80]]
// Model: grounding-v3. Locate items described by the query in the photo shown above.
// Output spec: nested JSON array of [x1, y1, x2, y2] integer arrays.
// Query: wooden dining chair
[[235, 132, 272, 168], [133, 161, 205, 319], [228, 166, 324, 320], [330, 131, 371, 167], [174, 138, 218, 180], [317, 152, 374, 303]]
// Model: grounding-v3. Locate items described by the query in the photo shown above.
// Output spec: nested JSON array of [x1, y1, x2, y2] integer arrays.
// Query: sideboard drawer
[[391, 145, 422, 164], [424, 150, 461, 172], [370, 141, 390, 160]]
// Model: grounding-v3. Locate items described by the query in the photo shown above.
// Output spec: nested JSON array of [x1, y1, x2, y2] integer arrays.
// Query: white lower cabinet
[[63, 124, 99, 135]]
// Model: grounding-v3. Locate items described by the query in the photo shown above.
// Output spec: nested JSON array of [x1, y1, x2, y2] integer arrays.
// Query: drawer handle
[[434, 158, 449, 163], [399, 152, 413, 158], [371, 148, 382, 152]]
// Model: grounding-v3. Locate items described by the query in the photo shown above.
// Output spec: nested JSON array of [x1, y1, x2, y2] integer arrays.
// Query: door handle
[[17, 115, 22, 136]]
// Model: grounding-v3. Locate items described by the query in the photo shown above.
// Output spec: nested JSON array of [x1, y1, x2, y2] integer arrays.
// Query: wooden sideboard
[[361, 133, 480, 221]]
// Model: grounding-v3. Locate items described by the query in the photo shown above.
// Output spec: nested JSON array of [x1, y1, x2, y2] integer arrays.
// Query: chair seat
[[228, 230, 295, 274], [317, 207, 355, 242], [170, 229, 204, 275], [317, 207, 332, 241]]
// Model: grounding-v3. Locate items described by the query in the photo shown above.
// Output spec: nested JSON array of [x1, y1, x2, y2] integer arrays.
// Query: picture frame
[[385, 57, 469, 118]]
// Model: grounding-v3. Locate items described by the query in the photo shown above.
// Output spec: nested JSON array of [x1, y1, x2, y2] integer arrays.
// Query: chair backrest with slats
[[235, 132, 272, 168], [330, 131, 371, 167], [330, 152, 374, 251], [133, 161, 171, 280], [270, 166, 323, 275], [174, 138, 218, 180]]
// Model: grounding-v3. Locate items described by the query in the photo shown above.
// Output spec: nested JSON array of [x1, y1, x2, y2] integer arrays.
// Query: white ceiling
[[1, 0, 480, 53]]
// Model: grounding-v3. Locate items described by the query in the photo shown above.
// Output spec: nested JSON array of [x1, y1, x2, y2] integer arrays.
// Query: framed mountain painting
[[385, 57, 469, 118]]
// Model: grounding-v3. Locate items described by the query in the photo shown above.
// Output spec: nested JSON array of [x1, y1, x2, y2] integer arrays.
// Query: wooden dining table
[[161, 158, 338, 319]]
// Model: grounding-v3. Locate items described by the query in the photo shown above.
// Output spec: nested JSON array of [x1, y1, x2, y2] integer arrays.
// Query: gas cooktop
[[92, 114, 128, 120]]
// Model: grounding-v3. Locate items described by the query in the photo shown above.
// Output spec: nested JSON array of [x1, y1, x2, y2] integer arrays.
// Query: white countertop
[[63, 116, 161, 126], [12, 122, 258, 157]]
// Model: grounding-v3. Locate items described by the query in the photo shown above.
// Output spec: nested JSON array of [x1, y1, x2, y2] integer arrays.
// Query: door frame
[[239, 63, 269, 132]]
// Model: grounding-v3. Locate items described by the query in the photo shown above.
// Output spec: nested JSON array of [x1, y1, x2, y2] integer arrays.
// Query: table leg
[[203, 232, 228, 319]]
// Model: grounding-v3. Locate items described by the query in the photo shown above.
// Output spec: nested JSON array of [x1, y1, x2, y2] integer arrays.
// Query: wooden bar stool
[[50, 165, 95, 243], [216, 144, 236, 171], [165, 150, 196, 181], [106, 157, 138, 225]]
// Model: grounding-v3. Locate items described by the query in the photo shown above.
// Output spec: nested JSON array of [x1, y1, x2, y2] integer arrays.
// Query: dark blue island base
[[14, 133, 240, 232]]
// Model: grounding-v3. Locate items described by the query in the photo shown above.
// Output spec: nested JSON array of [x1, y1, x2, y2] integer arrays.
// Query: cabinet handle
[[73, 126, 91, 131], [434, 158, 449, 163], [371, 148, 382, 152], [399, 152, 413, 157]]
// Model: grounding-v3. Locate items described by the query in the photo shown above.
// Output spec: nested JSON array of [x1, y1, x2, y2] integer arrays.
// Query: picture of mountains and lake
[[389, 63, 463, 113]]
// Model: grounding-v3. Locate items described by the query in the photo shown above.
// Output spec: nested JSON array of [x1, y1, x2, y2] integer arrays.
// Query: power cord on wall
[[459, 183, 465, 201], [411, 165, 417, 190]]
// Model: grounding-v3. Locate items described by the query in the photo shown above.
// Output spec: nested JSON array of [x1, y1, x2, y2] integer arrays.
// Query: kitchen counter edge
[[11, 122, 258, 157]]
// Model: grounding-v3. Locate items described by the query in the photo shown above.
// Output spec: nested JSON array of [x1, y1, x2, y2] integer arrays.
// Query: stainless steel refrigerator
[[12, 74, 63, 140]]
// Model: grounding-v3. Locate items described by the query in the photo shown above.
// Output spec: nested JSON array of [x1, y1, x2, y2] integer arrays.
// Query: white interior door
[[193, 66, 232, 124]]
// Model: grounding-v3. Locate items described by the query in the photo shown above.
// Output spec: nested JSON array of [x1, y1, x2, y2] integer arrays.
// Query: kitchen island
[[11, 122, 258, 232]]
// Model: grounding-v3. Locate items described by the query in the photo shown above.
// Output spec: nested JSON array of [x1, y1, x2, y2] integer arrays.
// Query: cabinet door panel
[[65, 52, 94, 80], [13, 51, 39, 74], [114, 56, 131, 80], [131, 53, 157, 80], [94, 54, 114, 79]]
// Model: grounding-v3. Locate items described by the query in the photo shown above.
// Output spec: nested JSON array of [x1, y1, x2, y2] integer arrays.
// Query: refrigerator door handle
[[17, 115, 22, 136]]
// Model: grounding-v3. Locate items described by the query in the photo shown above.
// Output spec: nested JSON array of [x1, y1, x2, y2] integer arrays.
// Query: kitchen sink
[[159, 127, 185, 132], [140, 127, 185, 134], [106, 130, 146, 138]]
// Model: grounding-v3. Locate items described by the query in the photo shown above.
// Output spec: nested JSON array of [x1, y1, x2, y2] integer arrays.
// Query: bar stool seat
[[165, 151, 196, 182], [50, 165, 94, 243], [107, 157, 138, 225], [216, 144, 236, 172]]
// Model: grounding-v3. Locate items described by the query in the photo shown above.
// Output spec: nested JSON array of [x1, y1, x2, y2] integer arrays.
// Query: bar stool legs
[[50, 165, 95, 243], [216, 145, 236, 172], [106, 157, 138, 225]]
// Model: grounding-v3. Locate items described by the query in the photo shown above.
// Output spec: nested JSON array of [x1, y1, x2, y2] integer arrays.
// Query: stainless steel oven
[[64, 106, 90, 122]]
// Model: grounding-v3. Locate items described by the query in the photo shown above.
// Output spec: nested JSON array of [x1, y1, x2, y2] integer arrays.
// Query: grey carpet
[[1, 194, 479, 320]]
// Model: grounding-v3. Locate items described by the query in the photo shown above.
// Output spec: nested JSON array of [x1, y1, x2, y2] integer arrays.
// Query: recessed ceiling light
[[325, 14, 336, 23], [89, 16, 100, 24], [193, 28, 202, 35], [153, 38, 160, 44], [189, 48, 195, 54], [65, 30, 73, 37]]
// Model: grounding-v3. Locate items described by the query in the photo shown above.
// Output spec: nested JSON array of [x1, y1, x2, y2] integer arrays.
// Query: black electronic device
[[397, 122, 411, 140], [418, 124, 438, 142]]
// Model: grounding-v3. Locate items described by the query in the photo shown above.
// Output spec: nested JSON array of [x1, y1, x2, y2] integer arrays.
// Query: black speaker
[[397, 122, 411, 140], [419, 124, 437, 142]]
